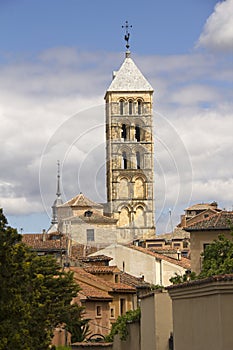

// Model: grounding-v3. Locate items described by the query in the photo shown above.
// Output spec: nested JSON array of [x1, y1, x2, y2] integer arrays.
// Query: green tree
[[0, 209, 86, 350], [105, 308, 141, 342], [199, 233, 233, 278]]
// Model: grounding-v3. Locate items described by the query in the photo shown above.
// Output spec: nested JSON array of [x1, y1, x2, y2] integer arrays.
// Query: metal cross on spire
[[122, 21, 132, 50]]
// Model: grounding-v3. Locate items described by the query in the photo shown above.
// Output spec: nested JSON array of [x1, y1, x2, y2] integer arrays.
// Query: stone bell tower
[[104, 23, 155, 240]]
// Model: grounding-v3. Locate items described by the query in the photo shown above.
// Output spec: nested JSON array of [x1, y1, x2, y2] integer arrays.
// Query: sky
[[0, 0, 232, 234]]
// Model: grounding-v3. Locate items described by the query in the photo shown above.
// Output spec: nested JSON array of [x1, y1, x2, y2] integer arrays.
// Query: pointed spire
[[56, 160, 61, 198], [51, 160, 63, 225]]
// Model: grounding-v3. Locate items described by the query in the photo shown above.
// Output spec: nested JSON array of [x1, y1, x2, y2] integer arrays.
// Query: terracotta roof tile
[[185, 211, 233, 231], [129, 245, 191, 270], [59, 193, 103, 208], [84, 266, 120, 274], [70, 267, 136, 293], [81, 255, 113, 263], [120, 272, 151, 289], [22, 233, 66, 250], [166, 274, 233, 290]]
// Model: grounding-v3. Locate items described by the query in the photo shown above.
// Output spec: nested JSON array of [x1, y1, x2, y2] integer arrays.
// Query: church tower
[[105, 24, 155, 240]]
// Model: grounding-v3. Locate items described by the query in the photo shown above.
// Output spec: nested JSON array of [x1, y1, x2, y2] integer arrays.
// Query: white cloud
[[0, 46, 232, 233], [197, 0, 233, 52]]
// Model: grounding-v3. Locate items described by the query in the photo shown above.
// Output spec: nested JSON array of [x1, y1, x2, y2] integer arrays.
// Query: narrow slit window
[[121, 124, 127, 140], [137, 100, 142, 115], [136, 152, 141, 169], [129, 100, 133, 115], [135, 125, 140, 142], [122, 152, 127, 169], [120, 100, 124, 115]]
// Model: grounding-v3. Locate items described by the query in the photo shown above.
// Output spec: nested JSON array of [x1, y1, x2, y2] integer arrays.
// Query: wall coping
[[167, 274, 233, 299]]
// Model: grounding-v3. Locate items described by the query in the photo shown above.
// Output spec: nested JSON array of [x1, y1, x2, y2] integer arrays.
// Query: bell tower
[[104, 23, 155, 240]]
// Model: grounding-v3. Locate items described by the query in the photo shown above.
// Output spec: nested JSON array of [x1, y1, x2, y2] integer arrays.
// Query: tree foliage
[[105, 308, 141, 342], [0, 209, 87, 350], [170, 232, 233, 284], [199, 233, 233, 278]]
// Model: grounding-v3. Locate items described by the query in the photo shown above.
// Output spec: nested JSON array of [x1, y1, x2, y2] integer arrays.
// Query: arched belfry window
[[137, 100, 142, 115], [120, 100, 124, 115], [135, 125, 140, 142], [136, 152, 141, 169], [122, 152, 127, 169], [121, 124, 127, 140], [128, 100, 133, 115]]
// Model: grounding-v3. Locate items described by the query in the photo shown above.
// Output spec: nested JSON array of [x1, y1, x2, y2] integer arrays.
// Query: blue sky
[[0, 0, 232, 233]]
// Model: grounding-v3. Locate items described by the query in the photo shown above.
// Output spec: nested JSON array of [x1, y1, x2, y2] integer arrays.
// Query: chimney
[[42, 229, 47, 242]]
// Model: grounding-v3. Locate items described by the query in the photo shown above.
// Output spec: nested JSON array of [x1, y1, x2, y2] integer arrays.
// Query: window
[[121, 124, 127, 140], [119, 99, 124, 115], [128, 100, 133, 115], [136, 152, 141, 169], [115, 274, 119, 283], [120, 298, 125, 315], [110, 308, 115, 318], [96, 305, 102, 317], [135, 125, 140, 142], [137, 100, 142, 115], [122, 152, 127, 169], [87, 229, 94, 242], [203, 243, 210, 251], [84, 210, 93, 217]]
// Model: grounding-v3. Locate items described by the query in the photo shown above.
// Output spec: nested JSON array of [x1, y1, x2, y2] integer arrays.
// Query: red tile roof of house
[[185, 211, 233, 231], [22, 233, 66, 250], [70, 267, 136, 294], [129, 245, 191, 270], [59, 192, 103, 208], [84, 266, 120, 274]]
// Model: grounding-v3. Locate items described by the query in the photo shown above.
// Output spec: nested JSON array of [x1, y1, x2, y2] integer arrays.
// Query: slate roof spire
[[51, 161, 63, 225]]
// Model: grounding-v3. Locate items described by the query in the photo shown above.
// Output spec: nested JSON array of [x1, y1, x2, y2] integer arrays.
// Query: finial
[[122, 21, 132, 51], [56, 160, 61, 198]]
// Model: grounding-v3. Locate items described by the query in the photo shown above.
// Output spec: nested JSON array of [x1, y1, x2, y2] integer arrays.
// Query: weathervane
[[122, 21, 132, 50]]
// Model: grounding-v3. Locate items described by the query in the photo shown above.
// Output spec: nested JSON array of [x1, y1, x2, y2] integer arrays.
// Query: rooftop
[[129, 245, 191, 270], [106, 55, 153, 93], [185, 211, 233, 231], [59, 192, 103, 209]]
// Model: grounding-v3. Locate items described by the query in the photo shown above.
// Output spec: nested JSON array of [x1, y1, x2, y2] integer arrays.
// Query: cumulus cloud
[[0, 46, 232, 233], [197, 0, 233, 52]]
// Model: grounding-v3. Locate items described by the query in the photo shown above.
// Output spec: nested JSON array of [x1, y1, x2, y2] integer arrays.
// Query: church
[[49, 34, 156, 247]]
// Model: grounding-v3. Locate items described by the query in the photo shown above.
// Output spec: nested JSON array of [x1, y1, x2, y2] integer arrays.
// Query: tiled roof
[[185, 211, 233, 231], [59, 193, 103, 208], [81, 255, 113, 263], [129, 245, 191, 270], [155, 227, 190, 240], [70, 267, 136, 294], [22, 233, 66, 250], [120, 272, 151, 290], [71, 244, 98, 261], [166, 274, 233, 290], [185, 202, 218, 211], [76, 280, 113, 301], [84, 266, 120, 274], [107, 55, 153, 92]]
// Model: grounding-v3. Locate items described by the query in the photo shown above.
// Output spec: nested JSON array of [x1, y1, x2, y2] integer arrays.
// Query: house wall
[[82, 300, 111, 337], [189, 229, 232, 274], [168, 278, 233, 350], [90, 245, 187, 286], [141, 291, 172, 350]]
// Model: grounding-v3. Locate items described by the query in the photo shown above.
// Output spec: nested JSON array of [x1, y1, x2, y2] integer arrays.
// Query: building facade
[[105, 50, 155, 240]]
